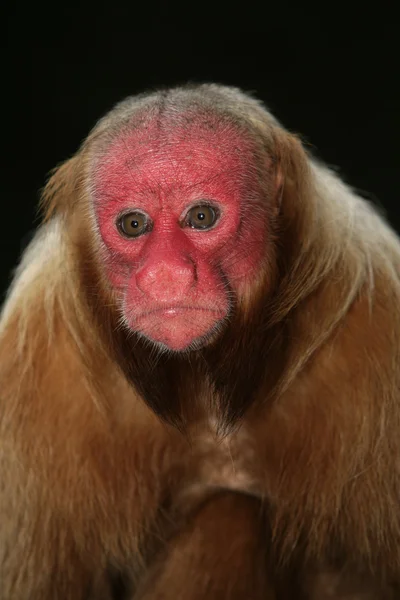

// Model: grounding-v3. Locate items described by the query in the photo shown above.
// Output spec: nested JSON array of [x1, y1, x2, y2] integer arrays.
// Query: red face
[[92, 115, 267, 351]]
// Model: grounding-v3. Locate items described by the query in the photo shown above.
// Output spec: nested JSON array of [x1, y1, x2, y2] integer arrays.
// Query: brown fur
[[133, 492, 276, 600], [0, 84, 399, 598]]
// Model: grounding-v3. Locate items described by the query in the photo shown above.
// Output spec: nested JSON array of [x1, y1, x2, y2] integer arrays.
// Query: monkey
[[0, 83, 399, 599]]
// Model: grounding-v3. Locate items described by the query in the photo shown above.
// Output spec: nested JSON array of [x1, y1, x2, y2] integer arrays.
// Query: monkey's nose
[[135, 259, 196, 301]]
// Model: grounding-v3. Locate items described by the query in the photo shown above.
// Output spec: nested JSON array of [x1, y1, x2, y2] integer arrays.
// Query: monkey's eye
[[185, 204, 219, 230], [117, 212, 151, 238]]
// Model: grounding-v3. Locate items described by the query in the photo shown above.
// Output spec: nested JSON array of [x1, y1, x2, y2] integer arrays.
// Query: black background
[[3, 4, 399, 296]]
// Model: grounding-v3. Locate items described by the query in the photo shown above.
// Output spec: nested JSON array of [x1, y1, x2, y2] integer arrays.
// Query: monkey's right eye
[[117, 212, 151, 238]]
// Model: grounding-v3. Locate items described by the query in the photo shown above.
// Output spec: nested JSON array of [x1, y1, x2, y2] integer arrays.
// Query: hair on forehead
[[86, 83, 279, 148]]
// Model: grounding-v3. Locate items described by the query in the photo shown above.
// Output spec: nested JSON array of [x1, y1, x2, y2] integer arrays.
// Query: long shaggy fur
[[0, 84, 399, 598]]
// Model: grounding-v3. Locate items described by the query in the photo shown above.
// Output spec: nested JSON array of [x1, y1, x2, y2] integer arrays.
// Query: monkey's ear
[[270, 128, 311, 214], [273, 129, 309, 188], [40, 154, 82, 222]]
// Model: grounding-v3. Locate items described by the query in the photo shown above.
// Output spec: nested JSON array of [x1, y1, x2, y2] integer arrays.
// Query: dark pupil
[[197, 212, 205, 221], [131, 219, 139, 228]]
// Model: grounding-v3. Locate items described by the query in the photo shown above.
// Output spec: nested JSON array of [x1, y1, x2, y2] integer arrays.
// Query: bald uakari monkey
[[0, 84, 399, 599]]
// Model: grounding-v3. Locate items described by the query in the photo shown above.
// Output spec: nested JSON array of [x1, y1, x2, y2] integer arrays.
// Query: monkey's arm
[[133, 491, 276, 600]]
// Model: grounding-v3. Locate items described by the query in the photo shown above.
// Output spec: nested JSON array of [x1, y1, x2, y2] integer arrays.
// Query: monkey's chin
[[132, 307, 226, 353]]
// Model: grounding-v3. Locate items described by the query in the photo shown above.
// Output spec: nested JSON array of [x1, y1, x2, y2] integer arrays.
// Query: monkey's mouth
[[137, 305, 225, 319], [130, 305, 228, 351]]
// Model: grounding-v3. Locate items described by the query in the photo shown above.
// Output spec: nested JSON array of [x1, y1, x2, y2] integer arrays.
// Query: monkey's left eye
[[185, 204, 219, 230], [117, 212, 151, 238]]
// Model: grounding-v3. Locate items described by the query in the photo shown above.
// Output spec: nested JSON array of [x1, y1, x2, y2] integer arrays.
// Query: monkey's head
[[45, 85, 301, 426], [89, 87, 280, 353]]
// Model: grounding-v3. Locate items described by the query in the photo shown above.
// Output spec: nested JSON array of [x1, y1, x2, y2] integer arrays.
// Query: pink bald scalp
[[92, 110, 273, 351]]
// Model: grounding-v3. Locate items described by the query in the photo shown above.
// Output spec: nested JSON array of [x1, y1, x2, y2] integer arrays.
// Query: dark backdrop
[[4, 5, 399, 296]]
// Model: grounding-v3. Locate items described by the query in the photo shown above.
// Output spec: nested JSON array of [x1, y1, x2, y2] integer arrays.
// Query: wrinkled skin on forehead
[[92, 111, 270, 351]]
